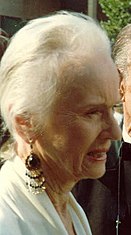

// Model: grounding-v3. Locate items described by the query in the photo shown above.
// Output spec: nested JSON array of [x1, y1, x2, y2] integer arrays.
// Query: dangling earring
[[25, 139, 46, 194]]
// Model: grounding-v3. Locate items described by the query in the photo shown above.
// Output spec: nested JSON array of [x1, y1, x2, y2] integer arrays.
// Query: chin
[[85, 166, 106, 180], [93, 171, 106, 179]]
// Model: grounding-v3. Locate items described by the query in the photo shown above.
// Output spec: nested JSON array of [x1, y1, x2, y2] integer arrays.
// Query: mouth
[[87, 151, 108, 161]]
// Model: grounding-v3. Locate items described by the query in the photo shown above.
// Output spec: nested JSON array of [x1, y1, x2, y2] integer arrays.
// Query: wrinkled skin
[[34, 55, 121, 188], [121, 63, 131, 136]]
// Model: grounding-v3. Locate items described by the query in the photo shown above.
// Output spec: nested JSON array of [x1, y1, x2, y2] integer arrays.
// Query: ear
[[14, 115, 36, 144], [119, 80, 125, 102], [118, 69, 126, 102]]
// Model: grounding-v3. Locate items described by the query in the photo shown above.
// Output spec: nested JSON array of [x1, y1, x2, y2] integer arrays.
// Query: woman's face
[[37, 56, 121, 181]]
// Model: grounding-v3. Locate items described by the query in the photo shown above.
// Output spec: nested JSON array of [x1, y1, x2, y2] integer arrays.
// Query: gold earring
[[25, 139, 46, 194]]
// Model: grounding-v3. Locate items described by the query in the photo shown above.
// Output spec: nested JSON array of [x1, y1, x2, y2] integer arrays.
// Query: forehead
[[56, 55, 120, 108]]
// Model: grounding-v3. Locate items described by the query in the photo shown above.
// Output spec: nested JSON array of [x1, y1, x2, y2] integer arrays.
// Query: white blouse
[[0, 156, 92, 235]]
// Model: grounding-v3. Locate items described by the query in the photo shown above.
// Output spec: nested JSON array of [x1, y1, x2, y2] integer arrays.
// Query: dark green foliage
[[99, 0, 131, 43]]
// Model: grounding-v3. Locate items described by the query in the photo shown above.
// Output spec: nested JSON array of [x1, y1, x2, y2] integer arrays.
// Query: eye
[[84, 109, 102, 117], [112, 103, 123, 112]]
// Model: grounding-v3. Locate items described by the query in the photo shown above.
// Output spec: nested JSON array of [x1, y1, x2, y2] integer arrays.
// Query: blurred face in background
[[121, 55, 131, 136]]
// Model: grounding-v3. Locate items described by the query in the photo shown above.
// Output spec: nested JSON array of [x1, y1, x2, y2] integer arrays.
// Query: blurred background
[[0, 0, 130, 42]]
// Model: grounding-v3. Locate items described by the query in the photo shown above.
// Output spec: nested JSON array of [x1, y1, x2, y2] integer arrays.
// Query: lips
[[87, 151, 107, 161]]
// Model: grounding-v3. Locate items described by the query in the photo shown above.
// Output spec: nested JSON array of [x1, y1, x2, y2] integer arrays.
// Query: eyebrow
[[79, 103, 106, 111], [81, 102, 120, 111]]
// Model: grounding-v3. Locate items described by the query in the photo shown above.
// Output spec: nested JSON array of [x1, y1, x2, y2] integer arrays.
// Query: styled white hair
[[112, 24, 131, 80], [0, 11, 111, 136]]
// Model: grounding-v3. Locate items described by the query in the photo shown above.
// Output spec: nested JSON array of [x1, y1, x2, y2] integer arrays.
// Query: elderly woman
[[0, 11, 121, 235]]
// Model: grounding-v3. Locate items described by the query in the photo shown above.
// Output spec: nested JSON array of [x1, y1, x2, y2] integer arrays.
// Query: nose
[[102, 112, 122, 141]]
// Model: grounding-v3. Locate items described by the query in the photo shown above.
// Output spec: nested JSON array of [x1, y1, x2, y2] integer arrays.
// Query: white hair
[[112, 24, 131, 80], [0, 11, 111, 137]]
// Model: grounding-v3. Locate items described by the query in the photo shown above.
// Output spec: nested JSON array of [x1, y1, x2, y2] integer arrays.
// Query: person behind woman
[[112, 23, 131, 235], [0, 11, 121, 235]]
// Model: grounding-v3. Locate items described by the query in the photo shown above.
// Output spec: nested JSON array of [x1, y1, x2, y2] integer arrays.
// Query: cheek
[[43, 114, 102, 161], [52, 134, 67, 151], [49, 124, 88, 157], [79, 117, 102, 138], [125, 94, 131, 115], [65, 120, 101, 153]]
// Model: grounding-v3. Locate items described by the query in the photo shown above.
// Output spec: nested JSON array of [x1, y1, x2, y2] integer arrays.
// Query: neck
[[43, 160, 76, 196], [45, 186, 76, 235], [46, 185, 70, 213], [16, 140, 77, 210], [40, 154, 78, 215]]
